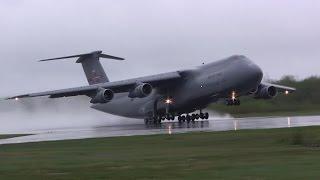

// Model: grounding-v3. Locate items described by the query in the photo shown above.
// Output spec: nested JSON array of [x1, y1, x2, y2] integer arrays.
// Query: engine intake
[[90, 88, 114, 104], [254, 85, 277, 99], [128, 83, 153, 98]]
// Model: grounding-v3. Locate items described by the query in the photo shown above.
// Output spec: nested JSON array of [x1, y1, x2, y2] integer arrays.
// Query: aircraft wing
[[261, 82, 296, 94], [5, 71, 181, 100]]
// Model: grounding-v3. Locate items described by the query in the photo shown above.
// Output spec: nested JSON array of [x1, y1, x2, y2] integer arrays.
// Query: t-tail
[[38, 51, 124, 85]]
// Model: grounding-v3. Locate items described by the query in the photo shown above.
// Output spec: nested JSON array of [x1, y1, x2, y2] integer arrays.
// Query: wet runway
[[1, 115, 320, 145]]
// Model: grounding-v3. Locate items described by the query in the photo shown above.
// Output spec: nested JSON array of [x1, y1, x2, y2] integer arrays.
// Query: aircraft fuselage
[[91, 55, 263, 119]]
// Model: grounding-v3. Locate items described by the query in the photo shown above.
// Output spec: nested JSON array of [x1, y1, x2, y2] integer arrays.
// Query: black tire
[[200, 113, 204, 119], [186, 115, 191, 123], [204, 112, 209, 119], [181, 116, 186, 122]]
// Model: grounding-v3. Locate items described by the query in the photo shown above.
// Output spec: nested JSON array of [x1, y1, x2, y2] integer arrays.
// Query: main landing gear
[[144, 111, 210, 125], [144, 113, 177, 125], [177, 112, 209, 123]]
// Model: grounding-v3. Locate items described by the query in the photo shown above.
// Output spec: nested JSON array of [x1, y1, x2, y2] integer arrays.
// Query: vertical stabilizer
[[38, 51, 125, 85], [77, 52, 109, 85]]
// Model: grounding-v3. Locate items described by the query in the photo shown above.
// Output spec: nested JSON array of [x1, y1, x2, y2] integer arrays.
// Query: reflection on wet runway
[[0, 115, 320, 145]]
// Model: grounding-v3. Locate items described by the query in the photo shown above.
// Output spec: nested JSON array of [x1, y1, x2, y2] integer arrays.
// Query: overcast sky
[[0, 0, 319, 96]]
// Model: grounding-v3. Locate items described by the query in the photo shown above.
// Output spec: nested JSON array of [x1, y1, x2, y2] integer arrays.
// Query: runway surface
[[0, 115, 320, 145]]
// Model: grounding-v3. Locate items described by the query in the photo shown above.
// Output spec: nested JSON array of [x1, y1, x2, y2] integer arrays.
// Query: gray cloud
[[0, 0, 319, 94]]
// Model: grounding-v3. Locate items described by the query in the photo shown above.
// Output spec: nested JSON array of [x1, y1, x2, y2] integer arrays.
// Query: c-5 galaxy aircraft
[[5, 51, 295, 124]]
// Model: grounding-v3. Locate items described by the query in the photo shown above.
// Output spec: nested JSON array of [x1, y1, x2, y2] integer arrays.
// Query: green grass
[[1, 127, 320, 179]]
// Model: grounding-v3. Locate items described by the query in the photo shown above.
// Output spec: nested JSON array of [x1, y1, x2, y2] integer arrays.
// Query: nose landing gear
[[226, 91, 240, 106], [226, 99, 240, 106]]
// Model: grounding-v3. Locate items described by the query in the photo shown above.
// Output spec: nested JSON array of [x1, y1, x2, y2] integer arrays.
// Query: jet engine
[[128, 83, 153, 98], [90, 88, 114, 104], [254, 84, 277, 99]]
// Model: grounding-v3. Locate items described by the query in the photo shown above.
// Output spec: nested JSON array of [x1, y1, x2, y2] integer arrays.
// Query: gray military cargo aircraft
[[5, 51, 295, 124]]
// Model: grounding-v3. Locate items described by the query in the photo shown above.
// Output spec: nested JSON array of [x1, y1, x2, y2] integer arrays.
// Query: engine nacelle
[[90, 88, 114, 104], [128, 83, 153, 98], [254, 85, 277, 99]]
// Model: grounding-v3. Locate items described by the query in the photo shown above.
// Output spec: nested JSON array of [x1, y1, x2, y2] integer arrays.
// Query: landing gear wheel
[[200, 113, 204, 119], [191, 114, 195, 121], [182, 116, 186, 122], [204, 112, 209, 119], [191, 116, 195, 122], [186, 115, 191, 123], [170, 114, 175, 121]]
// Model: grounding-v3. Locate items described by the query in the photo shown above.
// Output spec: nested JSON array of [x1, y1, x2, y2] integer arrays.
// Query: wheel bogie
[[144, 110, 210, 125]]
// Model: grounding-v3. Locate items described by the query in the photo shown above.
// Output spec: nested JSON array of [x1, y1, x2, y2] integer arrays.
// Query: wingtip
[[2, 94, 30, 100], [0, 97, 15, 101]]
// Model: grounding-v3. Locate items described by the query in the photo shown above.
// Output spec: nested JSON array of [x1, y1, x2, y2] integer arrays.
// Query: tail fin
[[39, 51, 124, 85]]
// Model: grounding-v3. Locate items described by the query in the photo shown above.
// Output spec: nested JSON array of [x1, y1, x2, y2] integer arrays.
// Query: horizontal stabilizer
[[38, 50, 124, 62]]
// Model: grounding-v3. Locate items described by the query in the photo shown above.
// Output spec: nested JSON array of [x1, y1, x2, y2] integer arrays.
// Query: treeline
[[210, 76, 320, 117]]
